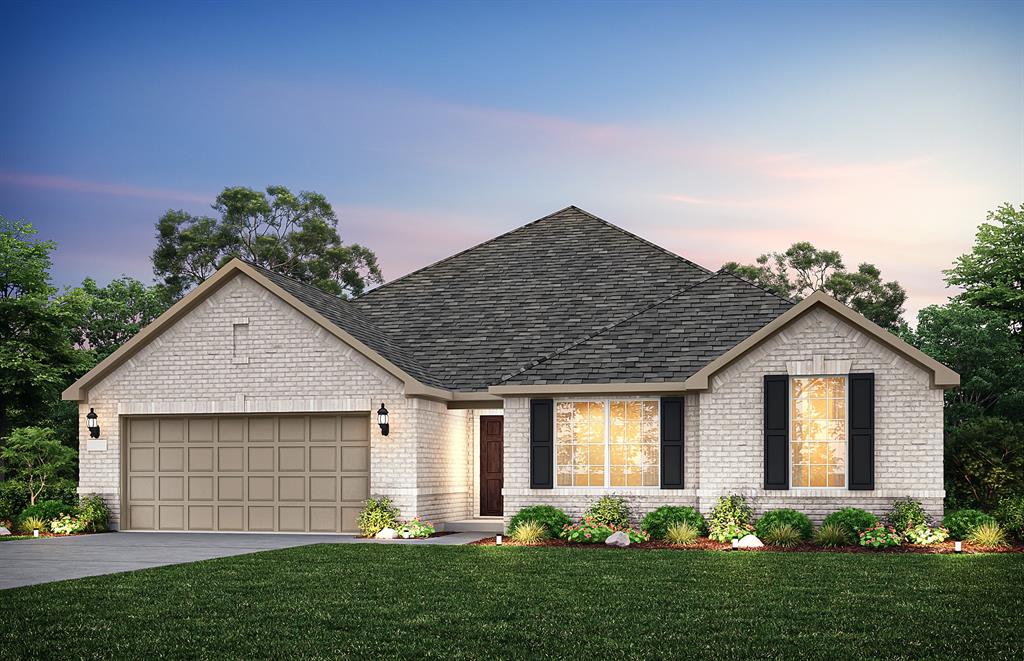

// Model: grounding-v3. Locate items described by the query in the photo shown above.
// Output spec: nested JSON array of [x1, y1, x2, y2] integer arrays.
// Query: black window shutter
[[848, 373, 875, 490], [529, 399, 554, 489], [660, 397, 684, 488], [764, 375, 789, 490]]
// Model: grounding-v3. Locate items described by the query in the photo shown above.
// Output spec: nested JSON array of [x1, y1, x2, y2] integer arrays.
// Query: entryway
[[479, 415, 503, 517]]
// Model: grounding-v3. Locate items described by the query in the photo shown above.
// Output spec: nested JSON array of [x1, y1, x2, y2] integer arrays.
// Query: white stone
[[0, 526, 10, 536], [736, 534, 763, 548], [375, 527, 398, 539], [605, 531, 630, 547]]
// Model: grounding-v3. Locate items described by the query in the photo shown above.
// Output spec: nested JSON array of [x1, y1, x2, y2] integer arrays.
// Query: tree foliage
[[0, 427, 77, 506], [153, 185, 382, 300], [723, 241, 907, 330], [945, 417, 1024, 511], [73, 276, 171, 361], [945, 203, 1024, 336]]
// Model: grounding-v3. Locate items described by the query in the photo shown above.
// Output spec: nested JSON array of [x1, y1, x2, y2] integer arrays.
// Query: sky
[[2, 1, 1022, 321]]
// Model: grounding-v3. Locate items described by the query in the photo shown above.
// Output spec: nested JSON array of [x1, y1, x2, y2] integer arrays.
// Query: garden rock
[[736, 534, 763, 548], [0, 526, 10, 536], [605, 531, 630, 547], [375, 527, 398, 539]]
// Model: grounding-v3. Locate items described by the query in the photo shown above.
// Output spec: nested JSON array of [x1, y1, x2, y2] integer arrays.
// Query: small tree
[[0, 427, 77, 506]]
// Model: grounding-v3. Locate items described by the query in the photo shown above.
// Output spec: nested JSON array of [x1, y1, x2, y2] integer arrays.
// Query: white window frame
[[553, 396, 661, 489], [788, 374, 849, 490]]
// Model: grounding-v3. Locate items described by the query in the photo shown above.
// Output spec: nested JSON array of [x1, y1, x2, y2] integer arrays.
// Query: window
[[555, 399, 660, 487], [790, 376, 846, 488]]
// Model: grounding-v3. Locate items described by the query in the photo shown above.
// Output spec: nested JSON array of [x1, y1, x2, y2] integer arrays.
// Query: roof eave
[[488, 382, 690, 396]]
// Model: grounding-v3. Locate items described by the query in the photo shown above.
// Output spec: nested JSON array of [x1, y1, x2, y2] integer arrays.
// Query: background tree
[[73, 276, 172, 361], [153, 185, 382, 300], [944, 417, 1024, 511], [723, 241, 907, 330], [0, 427, 77, 506], [945, 203, 1024, 338]]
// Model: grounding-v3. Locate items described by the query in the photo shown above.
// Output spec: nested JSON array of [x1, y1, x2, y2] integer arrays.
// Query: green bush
[[967, 522, 1007, 548], [507, 505, 571, 539], [19, 516, 47, 533], [813, 522, 852, 547], [887, 498, 930, 533], [822, 507, 878, 537], [18, 500, 75, 528], [0, 478, 79, 522], [584, 496, 632, 528], [509, 521, 546, 544], [641, 506, 706, 540], [707, 494, 754, 542], [942, 509, 997, 540], [904, 523, 949, 545], [755, 509, 813, 540], [665, 521, 700, 545], [993, 497, 1024, 541], [78, 494, 110, 532], [858, 524, 901, 549], [50, 514, 88, 535], [356, 496, 400, 538], [397, 518, 434, 539], [762, 523, 803, 547], [560, 517, 648, 544]]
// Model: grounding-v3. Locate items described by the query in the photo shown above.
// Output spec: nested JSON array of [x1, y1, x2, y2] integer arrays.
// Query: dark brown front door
[[480, 415, 504, 517]]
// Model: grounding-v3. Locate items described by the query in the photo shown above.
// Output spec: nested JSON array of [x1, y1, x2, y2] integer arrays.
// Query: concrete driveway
[[0, 531, 488, 590]]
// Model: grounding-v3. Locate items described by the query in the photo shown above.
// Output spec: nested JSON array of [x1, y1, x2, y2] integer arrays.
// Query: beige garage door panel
[[124, 414, 369, 533]]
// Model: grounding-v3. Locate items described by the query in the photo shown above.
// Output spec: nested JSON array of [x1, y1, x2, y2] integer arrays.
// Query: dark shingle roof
[[242, 206, 794, 391], [498, 271, 794, 385], [350, 206, 712, 390]]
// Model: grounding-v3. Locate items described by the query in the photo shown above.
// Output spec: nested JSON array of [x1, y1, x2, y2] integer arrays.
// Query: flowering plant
[[903, 523, 949, 545], [560, 516, 648, 544], [49, 514, 88, 535], [858, 524, 902, 548], [397, 517, 435, 539]]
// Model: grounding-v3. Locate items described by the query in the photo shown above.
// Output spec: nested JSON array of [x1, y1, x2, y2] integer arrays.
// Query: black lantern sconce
[[86, 408, 100, 439], [377, 403, 390, 437]]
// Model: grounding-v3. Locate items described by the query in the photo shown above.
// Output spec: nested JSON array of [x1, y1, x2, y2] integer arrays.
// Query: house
[[63, 206, 958, 534]]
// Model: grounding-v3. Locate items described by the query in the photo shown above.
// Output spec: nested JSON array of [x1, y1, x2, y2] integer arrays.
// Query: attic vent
[[232, 318, 250, 365]]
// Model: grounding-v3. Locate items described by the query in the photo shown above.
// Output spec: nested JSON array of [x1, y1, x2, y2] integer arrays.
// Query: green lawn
[[2, 545, 1022, 659]]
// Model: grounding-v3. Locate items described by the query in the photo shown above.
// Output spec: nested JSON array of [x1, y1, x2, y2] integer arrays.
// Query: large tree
[[73, 276, 171, 362], [945, 203, 1024, 338], [153, 185, 382, 300], [723, 242, 907, 330]]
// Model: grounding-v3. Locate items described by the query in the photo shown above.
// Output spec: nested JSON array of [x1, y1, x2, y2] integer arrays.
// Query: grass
[[1, 544, 1022, 658]]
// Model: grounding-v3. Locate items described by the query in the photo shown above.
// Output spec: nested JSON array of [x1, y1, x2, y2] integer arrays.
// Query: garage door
[[124, 414, 370, 533]]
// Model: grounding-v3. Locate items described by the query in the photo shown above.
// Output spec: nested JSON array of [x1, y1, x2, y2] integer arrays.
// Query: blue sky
[[2, 1, 1021, 319]]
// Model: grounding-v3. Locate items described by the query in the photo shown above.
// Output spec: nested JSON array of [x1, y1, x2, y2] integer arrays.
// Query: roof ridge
[[353, 206, 580, 301], [715, 267, 797, 306], [497, 270, 724, 384]]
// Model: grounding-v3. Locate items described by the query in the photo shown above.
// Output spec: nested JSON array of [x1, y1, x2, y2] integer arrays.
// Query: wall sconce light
[[86, 408, 100, 439], [377, 403, 389, 436]]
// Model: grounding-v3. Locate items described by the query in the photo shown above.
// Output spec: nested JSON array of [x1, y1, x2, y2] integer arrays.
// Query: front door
[[479, 415, 504, 517]]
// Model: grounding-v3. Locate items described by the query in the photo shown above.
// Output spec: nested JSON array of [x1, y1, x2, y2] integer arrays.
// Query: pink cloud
[[0, 171, 213, 205]]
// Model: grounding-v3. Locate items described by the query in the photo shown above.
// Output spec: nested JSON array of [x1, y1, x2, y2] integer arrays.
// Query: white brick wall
[[502, 307, 946, 528], [78, 274, 468, 528]]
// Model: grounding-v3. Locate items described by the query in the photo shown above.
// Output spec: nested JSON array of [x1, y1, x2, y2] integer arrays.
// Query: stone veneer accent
[[502, 307, 945, 528], [78, 274, 473, 529]]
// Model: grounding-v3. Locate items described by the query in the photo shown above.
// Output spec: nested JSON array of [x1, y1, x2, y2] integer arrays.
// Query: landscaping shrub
[[707, 494, 754, 542], [887, 498, 930, 534], [397, 518, 434, 539], [560, 517, 648, 544], [993, 496, 1024, 540], [507, 505, 571, 539], [762, 523, 802, 548], [813, 522, 852, 548], [967, 522, 1007, 548], [18, 500, 74, 528], [755, 509, 813, 540], [665, 521, 700, 545], [78, 494, 110, 532], [509, 521, 546, 544], [942, 509, 997, 540], [50, 514, 88, 535], [904, 523, 949, 545], [822, 507, 878, 537], [19, 516, 47, 533], [584, 495, 632, 528], [1, 479, 79, 522], [356, 496, 400, 537], [640, 506, 706, 540], [858, 524, 902, 549]]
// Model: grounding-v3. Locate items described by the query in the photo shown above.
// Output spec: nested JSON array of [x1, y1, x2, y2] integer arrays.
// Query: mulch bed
[[469, 536, 1024, 554]]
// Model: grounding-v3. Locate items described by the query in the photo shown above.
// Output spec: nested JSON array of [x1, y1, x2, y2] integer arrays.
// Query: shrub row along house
[[63, 207, 959, 534]]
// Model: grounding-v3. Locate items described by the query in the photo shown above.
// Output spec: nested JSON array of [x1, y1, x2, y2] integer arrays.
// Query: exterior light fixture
[[731, 538, 739, 550], [377, 403, 389, 437], [954, 541, 962, 553], [86, 408, 100, 439], [496, 535, 503, 546]]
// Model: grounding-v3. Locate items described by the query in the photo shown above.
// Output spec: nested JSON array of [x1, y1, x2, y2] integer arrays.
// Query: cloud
[[0, 171, 212, 205]]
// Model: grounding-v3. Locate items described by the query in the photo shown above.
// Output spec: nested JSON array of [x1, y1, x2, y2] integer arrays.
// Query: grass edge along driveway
[[2, 544, 1022, 659]]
